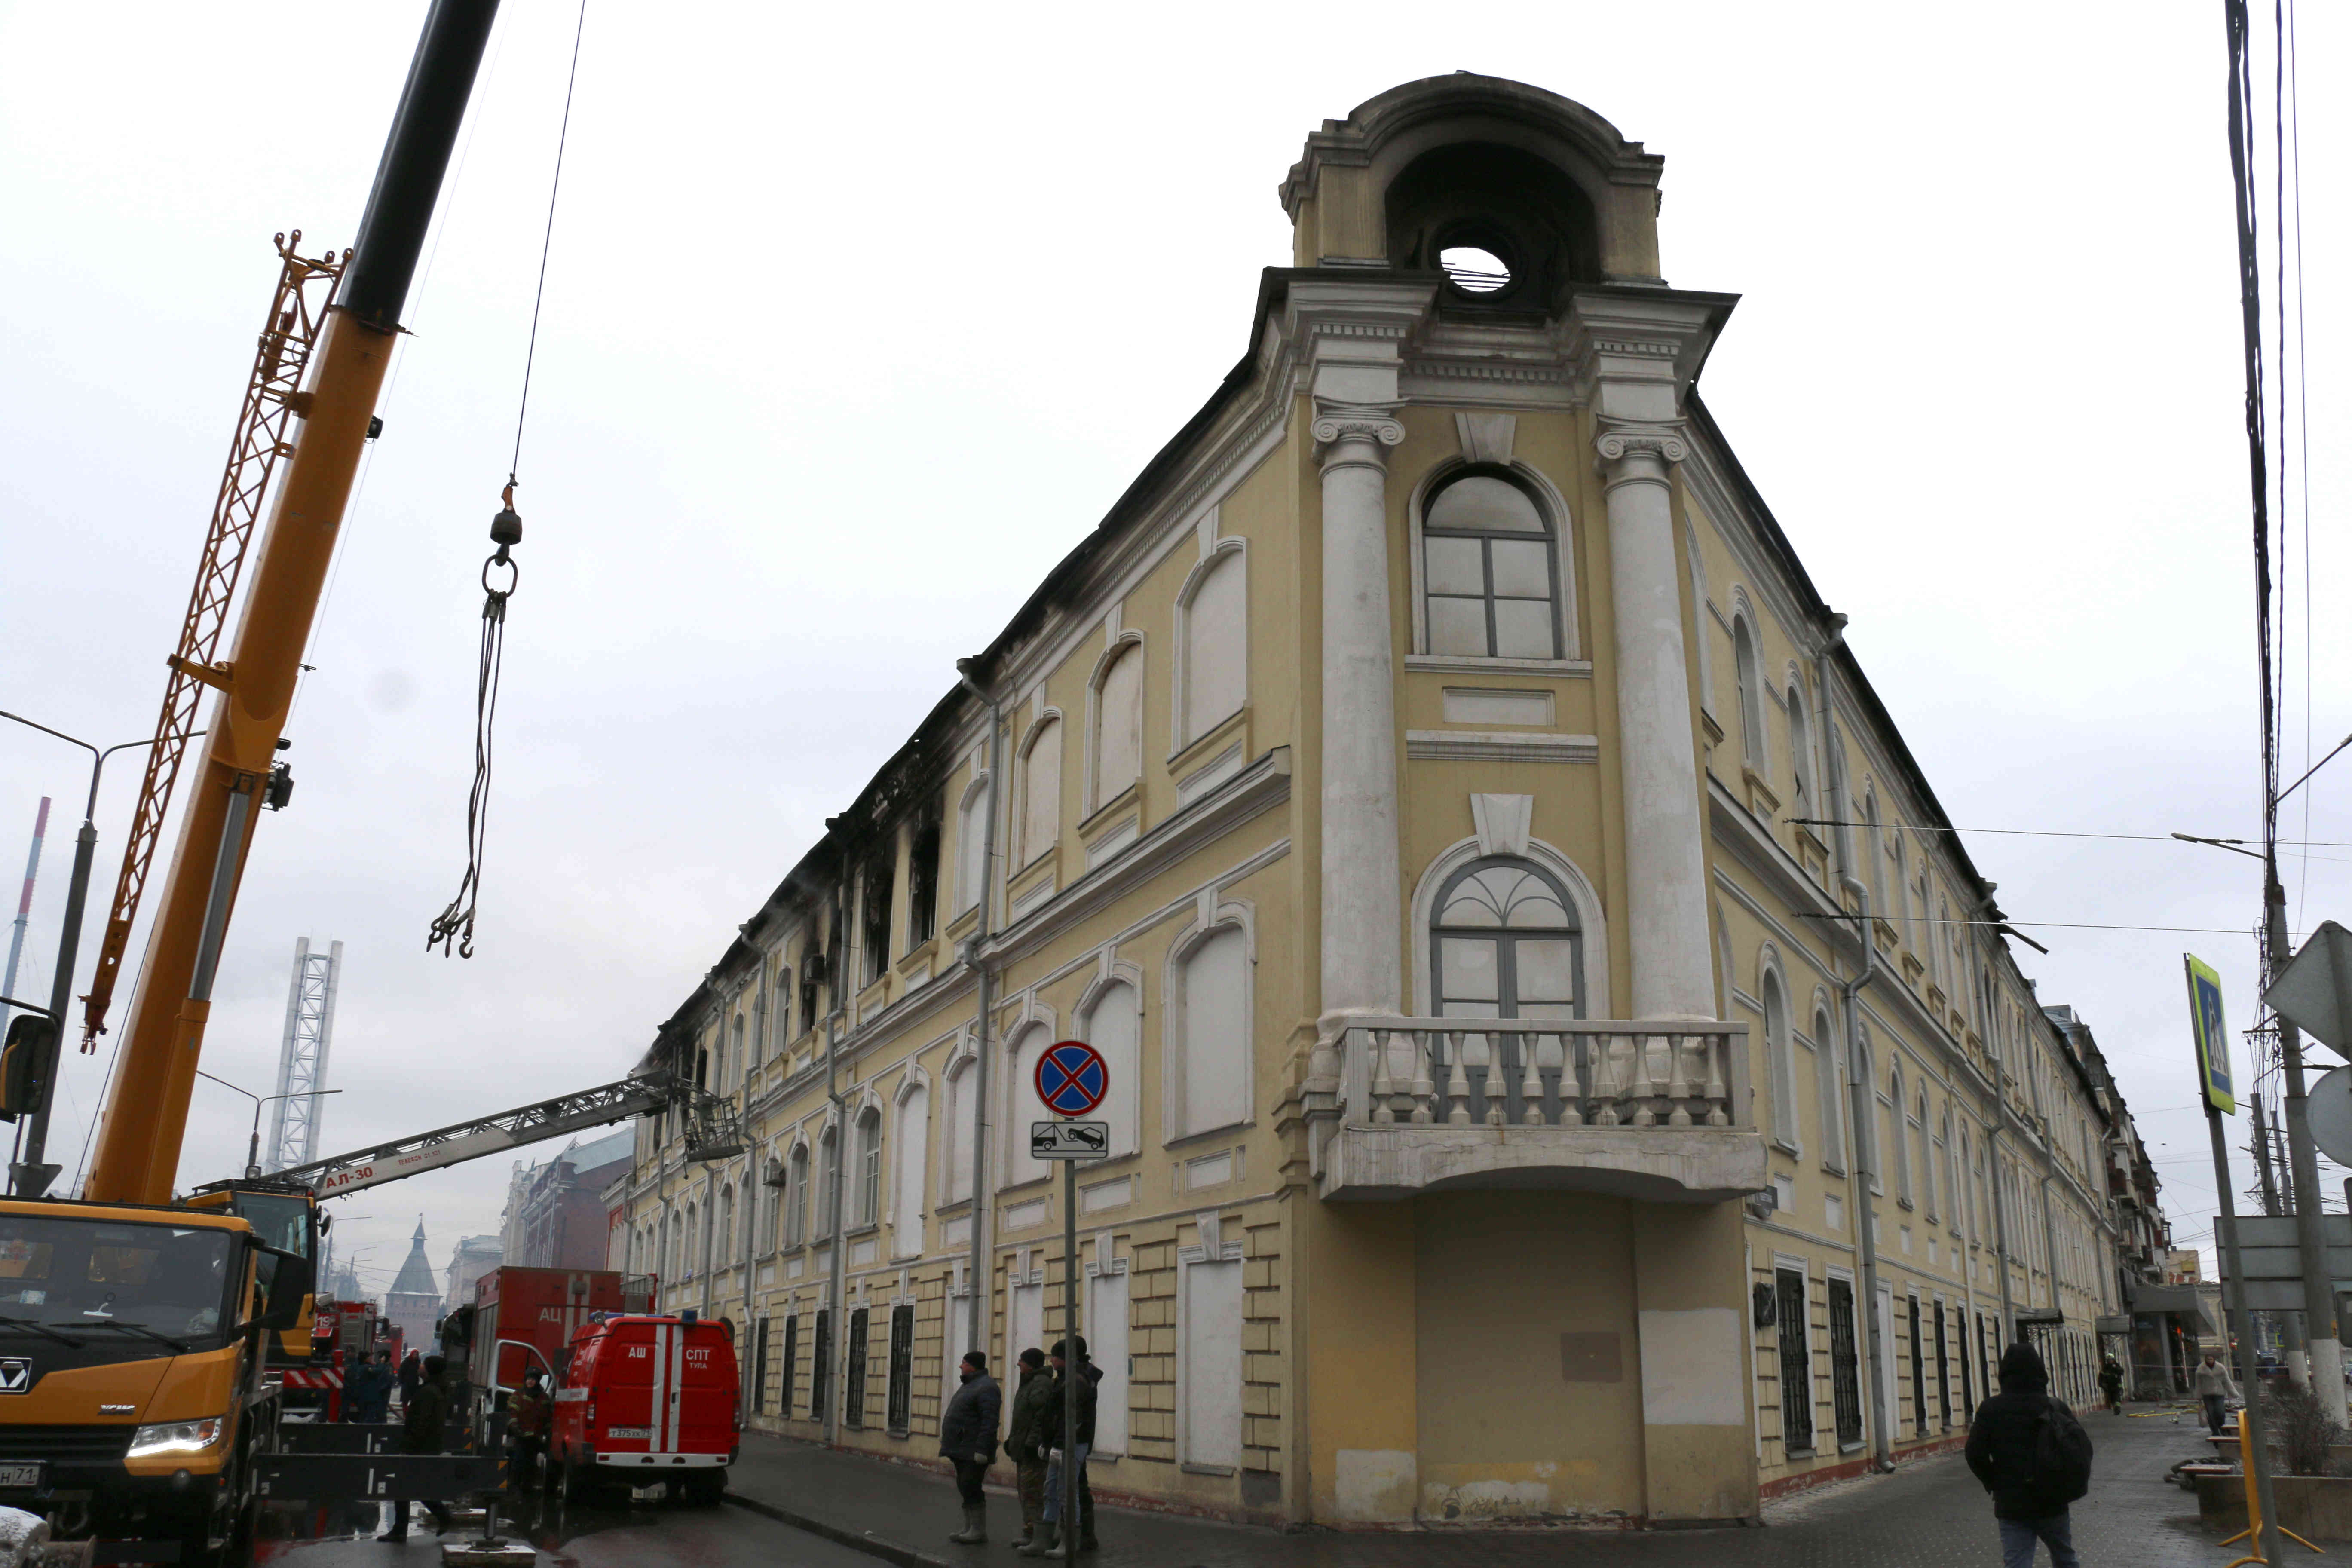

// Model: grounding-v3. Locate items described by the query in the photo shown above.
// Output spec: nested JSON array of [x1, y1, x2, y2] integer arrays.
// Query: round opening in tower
[[1439, 245, 1512, 293]]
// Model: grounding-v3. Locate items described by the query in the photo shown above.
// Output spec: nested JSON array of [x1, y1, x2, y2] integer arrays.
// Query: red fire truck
[[548, 1312, 738, 1505], [281, 1296, 392, 1420]]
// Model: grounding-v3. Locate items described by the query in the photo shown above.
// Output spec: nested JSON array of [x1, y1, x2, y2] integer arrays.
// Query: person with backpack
[[1966, 1341, 2093, 1568]]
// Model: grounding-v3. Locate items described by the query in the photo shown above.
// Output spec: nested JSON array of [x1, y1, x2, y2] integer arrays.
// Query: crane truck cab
[[181, 1179, 321, 1374], [0, 1197, 308, 1564], [547, 1311, 737, 1506]]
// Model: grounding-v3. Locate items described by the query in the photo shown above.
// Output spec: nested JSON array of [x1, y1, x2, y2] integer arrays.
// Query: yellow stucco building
[[617, 73, 2166, 1528]]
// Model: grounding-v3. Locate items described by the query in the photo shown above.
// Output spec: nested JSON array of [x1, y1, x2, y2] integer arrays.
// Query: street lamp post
[[0, 711, 196, 1198], [196, 1069, 342, 1179]]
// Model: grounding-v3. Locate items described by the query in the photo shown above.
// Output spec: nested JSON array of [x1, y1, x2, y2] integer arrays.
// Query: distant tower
[[383, 1221, 443, 1351], [266, 938, 343, 1173]]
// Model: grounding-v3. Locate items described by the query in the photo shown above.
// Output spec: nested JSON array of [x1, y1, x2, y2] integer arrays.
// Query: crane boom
[[84, 0, 501, 1205], [273, 1074, 670, 1198]]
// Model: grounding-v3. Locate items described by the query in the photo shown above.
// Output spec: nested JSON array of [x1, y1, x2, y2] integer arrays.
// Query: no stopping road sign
[[1035, 1040, 1108, 1116]]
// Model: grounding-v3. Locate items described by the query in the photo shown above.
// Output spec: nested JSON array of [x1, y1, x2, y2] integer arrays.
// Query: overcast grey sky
[[2, 1, 2344, 1289]]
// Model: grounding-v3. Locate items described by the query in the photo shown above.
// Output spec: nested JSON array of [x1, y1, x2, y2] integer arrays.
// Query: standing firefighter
[[379, 1354, 456, 1542], [1005, 1348, 1053, 1548], [939, 1351, 1001, 1544], [1965, 1341, 2094, 1568], [1021, 1337, 1100, 1559]]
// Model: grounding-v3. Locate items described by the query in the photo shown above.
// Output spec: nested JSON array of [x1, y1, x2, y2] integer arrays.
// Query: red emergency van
[[548, 1311, 738, 1504]]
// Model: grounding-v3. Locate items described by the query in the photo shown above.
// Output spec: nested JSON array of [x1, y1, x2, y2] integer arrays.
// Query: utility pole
[[0, 714, 184, 1197], [1, 799, 49, 1038], [2268, 871, 2347, 1420]]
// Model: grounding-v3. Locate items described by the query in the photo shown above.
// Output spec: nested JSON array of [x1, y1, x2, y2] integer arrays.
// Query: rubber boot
[[1017, 1521, 1059, 1558], [951, 1504, 987, 1544]]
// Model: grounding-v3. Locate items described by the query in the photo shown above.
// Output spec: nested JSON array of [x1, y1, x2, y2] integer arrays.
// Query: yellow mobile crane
[[0, 3, 507, 1559]]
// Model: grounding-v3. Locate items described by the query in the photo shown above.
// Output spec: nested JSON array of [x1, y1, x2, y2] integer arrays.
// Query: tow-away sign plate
[[1030, 1120, 1109, 1160]]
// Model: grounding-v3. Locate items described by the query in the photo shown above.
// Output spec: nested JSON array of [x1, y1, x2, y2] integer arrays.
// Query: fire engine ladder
[[271, 1073, 674, 1197], [80, 234, 346, 1047]]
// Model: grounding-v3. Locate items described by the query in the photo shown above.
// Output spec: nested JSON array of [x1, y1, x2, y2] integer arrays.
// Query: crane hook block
[[491, 505, 522, 550]]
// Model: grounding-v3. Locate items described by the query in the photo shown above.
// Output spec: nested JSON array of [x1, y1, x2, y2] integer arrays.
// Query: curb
[[723, 1489, 952, 1568]]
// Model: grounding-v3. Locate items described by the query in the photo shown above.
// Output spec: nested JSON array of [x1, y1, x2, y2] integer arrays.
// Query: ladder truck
[[0, 4, 508, 1560]]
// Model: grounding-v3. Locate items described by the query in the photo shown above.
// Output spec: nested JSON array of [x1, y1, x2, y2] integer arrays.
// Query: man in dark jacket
[[1022, 1338, 1101, 1558], [1965, 1342, 2083, 1568], [345, 1349, 395, 1425], [397, 1349, 422, 1410], [1004, 1349, 1052, 1547], [379, 1354, 455, 1542], [938, 1351, 1001, 1544]]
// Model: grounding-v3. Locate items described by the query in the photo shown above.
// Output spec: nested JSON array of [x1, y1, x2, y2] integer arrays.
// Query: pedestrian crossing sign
[[2185, 953, 2235, 1115]]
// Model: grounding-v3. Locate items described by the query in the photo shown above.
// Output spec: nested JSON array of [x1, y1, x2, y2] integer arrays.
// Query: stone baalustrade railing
[[1301, 1017, 1767, 1204]]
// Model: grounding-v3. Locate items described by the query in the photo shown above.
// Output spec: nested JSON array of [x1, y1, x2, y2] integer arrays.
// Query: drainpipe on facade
[[1815, 620, 1893, 1470], [956, 660, 1004, 1358], [1982, 994, 2018, 1341], [824, 1003, 848, 1446]]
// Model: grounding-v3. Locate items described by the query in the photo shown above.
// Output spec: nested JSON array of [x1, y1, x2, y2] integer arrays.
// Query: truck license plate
[[0, 1462, 43, 1489], [604, 1427, 652, 1440]]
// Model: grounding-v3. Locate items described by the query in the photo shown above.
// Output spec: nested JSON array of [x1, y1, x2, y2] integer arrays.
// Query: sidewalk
[[725, 1404, 2231, 1568]]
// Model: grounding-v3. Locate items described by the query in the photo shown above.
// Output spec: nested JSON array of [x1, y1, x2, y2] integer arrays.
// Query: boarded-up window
[[1005, 1027, 1054, 1187], [945, 1059, 974, 1203], [893, 1085, 928, 1251], [1183, 551, 1245, 741], [1179, 927, 1249, 1137], [1095, 645, 1142, 805], [1090, 1268, 1130, 1457], [1019, 720, 1060, 866], [956, 782, 989, 913], [1182, 1259, 1243, 1468], [1084, 983, 1139, 1158]]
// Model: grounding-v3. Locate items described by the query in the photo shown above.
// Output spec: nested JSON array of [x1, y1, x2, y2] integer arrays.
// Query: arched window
[[1888, 1063, 1911, 1205], [1863, 790, 1886, 910], [681, 1203, 698, 1279], [1017, 719, 1061, 867], [1853, 1032, 1877, 1178], [701, 1197, 715, 1275], [1004, 1026, 1054, 1187], [771, 964, 793, 1057], [731, 1017, 746, 1088], [816, 1127, 841, 1237], [1787, 680, 1815, 818], [1421, 469, 1562, 659], [944, 1057, 975, 1203], [1761, 966, 1797, 1150], [717, 1185, 735, 1266], [1171, 925, 1250, 1139], [1430, 858, 1581, 1021], [1814, 1004, 1846, 1170], [784, 1143, 809, 1248], [1732, 614, 1766, 770], [1092, 642, 1143, 808], [1957, 1127, 1974, 1241], [1179, 548, 1246, 742], [657, 1214, 671, 1280], [955, 779, 990, 914], [854, 1107, 884, 1228], [1081, 980, 1141, 1158], [1917, 1092, 1936, 1219], [893, 1084, 929, 1253]]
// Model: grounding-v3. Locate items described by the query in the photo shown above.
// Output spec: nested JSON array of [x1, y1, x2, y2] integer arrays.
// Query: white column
[[1597, 420, 1715, 1019], [1315, 406, 1406, 1020]]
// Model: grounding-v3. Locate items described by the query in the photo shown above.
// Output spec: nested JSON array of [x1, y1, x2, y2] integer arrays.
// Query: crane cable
[[428, 0, 589, 959]]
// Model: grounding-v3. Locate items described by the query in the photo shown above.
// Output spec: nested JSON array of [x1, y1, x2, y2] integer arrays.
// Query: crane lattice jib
[[79, 236, 344, 1050]]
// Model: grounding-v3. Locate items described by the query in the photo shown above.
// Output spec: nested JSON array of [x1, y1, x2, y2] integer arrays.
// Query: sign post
[[2188, 954, 2283, 1568], [1035, 1041, 1108, 1556]]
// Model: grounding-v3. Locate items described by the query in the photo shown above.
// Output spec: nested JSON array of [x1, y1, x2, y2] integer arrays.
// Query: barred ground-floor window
[[1828, 1277, 1864, 1447], [1774, 1268, 1813, 1453]]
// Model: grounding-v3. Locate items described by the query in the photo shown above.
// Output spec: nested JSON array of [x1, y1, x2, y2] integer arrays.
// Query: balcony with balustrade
[[1299, 1017, 1767, 1203]]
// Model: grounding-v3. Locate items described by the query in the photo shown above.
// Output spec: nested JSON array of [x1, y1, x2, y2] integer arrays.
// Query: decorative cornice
[[1404, 729, 1599, 764]]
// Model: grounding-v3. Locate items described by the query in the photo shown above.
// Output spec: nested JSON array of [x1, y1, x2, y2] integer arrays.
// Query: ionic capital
[[1313, 404, 1406, 472], [1594, 420, 1690, 468]]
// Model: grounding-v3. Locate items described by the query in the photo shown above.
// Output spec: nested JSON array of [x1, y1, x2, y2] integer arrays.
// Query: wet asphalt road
[[249, 1492, 875, 1567]]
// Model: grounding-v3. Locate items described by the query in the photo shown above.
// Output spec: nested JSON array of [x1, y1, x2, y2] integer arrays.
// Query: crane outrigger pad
[[251, 1452, 504, 1501]]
